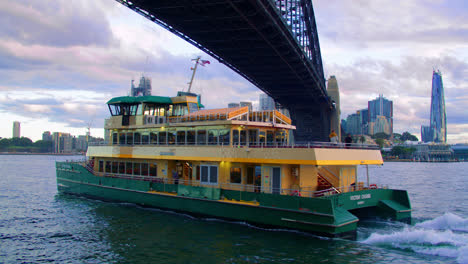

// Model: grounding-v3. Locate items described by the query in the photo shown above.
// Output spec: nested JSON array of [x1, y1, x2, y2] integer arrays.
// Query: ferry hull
[[56, 162, 411, 238]]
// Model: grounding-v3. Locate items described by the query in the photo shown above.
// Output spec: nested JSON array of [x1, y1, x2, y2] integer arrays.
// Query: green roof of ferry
[[107, 96, 173, 105], [107, 95, 205, 108]]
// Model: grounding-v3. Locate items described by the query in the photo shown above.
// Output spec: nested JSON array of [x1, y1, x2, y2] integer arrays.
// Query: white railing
[[89, 140, 379, 150]]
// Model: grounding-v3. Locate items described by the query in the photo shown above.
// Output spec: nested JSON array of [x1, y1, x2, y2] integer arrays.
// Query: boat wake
[[362, 213, 468, 263]]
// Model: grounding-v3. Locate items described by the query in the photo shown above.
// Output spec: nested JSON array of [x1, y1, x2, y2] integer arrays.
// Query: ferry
[[56, 92, 411, 239]]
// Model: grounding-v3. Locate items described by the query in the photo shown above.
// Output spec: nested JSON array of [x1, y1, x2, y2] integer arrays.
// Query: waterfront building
[[52, 132, 73, 153], [368, 95, 393, 136], [228, 103, 240, 108], [259, 93, 275, 111], [42, 131, 52, 141], [13, 121, 20, 138], [412, 143, 453, 162], [452, 144, 468, 161], [421, 70, 446, 143], [131, 75, 152, 97], [327, 76, 341, 141]]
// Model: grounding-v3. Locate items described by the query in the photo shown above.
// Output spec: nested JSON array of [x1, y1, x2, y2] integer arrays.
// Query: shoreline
[[0, 152, 84, 156]]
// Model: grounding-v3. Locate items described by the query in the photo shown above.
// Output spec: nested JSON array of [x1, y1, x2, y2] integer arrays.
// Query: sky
[[0, 0, 467, 143]]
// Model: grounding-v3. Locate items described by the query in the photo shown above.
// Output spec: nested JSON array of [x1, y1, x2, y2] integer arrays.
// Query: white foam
[[362, 216, 468, 263], [415, 213, 468, 232]]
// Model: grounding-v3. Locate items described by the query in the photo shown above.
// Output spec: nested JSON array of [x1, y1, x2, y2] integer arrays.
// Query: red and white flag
[[199, 60, 210, 66]]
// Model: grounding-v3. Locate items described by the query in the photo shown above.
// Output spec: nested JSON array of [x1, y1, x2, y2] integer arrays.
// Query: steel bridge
[[115, 0, 332, 142]]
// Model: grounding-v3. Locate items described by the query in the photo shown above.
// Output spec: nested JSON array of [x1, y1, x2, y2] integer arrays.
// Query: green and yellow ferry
[[56, 91, 411, 238]]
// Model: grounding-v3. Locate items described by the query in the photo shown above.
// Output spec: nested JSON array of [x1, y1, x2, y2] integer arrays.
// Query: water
[[0, 155, 467, 263]]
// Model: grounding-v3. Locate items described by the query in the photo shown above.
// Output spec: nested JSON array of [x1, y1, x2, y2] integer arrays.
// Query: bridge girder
[[115, 0, 333, 142]]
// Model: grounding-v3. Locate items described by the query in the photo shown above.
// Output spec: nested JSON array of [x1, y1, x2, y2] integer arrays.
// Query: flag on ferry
[[200, 60, 210, 66]]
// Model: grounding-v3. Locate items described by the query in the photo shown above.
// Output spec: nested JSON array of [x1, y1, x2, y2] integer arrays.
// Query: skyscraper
[[259, 93, 275, 111], [13, 121, 20, 138], [421, 70, 446, 143], [131, 76, 152, 97], [368, 95, 393, 135], [327, 76, 341, 140]]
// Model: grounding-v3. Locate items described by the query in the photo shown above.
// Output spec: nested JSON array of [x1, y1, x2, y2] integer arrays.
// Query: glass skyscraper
[[368, 95, 393, 135], [421, 70, 446, 143]]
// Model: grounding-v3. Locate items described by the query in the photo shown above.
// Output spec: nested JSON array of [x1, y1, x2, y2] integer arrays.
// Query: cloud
[[0, 0, 115, 47]]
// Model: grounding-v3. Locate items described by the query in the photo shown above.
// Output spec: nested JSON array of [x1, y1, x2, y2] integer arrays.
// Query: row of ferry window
[[112, 129, 287, 145], [97, 160, 258, 185]]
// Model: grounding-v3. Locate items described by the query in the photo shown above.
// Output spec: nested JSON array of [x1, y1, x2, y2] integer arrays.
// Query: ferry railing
[[88, 140, 379, 150]]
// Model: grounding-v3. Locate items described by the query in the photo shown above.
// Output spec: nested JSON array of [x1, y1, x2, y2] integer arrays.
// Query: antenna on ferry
[[187, 56, 210, 93], [187, 56, 200, 93]]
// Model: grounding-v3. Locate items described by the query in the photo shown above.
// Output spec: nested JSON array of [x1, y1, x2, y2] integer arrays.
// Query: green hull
[[56, 162, 411, 238]]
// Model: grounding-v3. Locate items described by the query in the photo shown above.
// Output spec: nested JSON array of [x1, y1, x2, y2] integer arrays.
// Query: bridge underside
[[116, 0, 332, 142]]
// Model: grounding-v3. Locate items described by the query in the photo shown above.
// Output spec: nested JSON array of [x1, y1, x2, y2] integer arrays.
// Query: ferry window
[[275, 131, 286, 145], [196, 165, 200, 181], [246, 167, 255, 184], [119, 133, 126, 145], [141, 163, 149, 176], [230, 167, 242, 184], [159, 132, 167, 145], [197, 130, 206, 145], [201, 166, 208, 182], [149, 163, 157, 177], [259, 131, 266, 145], [99, 160, 104, 172], [208, 130, 218, 145], [177, 131, 186, 145], [233, 130, 239, 145], [105, 161, 112, 173], [167, 105, 173, 116], [112, 133, 118, 145], [134, 132, 141, 144], [219, 129, 230, 146], [187, 130, 196, 145], [141, 133, 149, 144], [248, 129, 258, 146], [188, 102, 198, 113], [150, 132, 158, 144], [168, 130, 176, 145], [267, 131, 274, 145], [133, 163, 141, 175], [240, 130, 247, 146], [112, 162, 118, 174], [209, 166, 218, 184], [119, 162, 125, 174], [200, 165, 218, 184], [126, 162, 133, 175], [130, 105, 138, 115], [126, 133, 134, 145]]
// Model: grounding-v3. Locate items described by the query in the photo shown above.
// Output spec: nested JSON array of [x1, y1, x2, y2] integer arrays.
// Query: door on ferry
[[272, 167, 281, 194]]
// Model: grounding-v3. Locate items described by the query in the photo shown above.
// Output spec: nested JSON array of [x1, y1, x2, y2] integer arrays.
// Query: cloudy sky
[[0, 0, 467, 143]]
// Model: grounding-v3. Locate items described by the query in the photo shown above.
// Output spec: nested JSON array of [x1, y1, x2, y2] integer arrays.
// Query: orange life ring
[[369, 184, 377, 189]]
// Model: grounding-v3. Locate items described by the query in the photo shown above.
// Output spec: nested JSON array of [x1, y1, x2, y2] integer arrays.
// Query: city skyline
[[0, 1, 467, 142]]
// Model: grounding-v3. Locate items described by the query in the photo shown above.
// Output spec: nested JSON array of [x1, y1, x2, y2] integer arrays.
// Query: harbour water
[[0, 155, 467, 263]]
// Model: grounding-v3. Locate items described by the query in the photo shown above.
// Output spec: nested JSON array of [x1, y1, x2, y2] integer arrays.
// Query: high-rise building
[[368, 95, 393, 136], [327, 76, 341, 140], [421, 70, 446, 143], [13, 121, 20, 138], [228, 103, 240, 108], [240, 101, 253, 111], [259, 93, 275, 111], [131, 76, 152, 97], [345, 113, 361, 135], [42, 131, 52, 141]]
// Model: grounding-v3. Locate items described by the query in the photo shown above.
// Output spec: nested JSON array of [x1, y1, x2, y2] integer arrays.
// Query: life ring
[[369, 184, 377, 189], [290, 190, 301, 197]]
